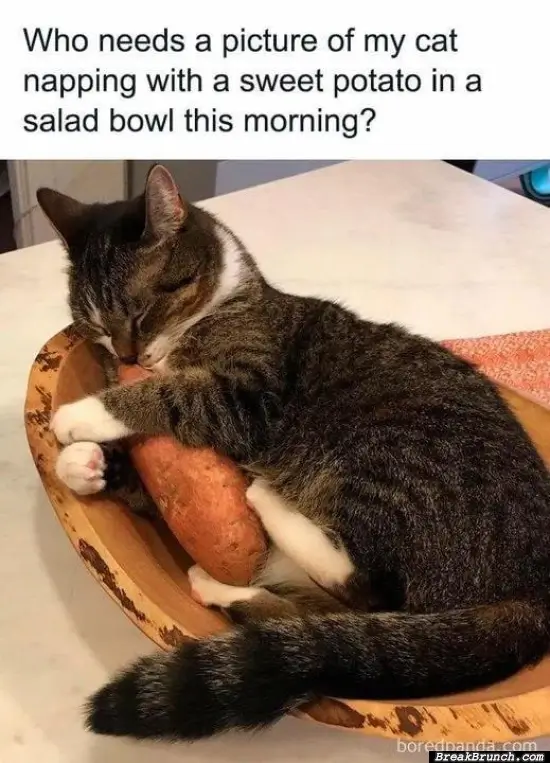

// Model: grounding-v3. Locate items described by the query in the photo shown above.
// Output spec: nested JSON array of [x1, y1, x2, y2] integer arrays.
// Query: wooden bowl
[[25, 326, 550, 743]]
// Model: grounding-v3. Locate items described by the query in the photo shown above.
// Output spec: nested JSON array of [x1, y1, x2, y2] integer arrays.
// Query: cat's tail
[[85, 599, 550, 741]]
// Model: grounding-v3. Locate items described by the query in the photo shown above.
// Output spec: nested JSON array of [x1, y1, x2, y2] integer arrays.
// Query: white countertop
[[2, 161, 550, 762]]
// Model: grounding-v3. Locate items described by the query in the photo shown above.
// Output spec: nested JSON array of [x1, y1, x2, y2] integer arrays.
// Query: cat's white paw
[[188, 565, 250, 608], [188, 565, 224, 607], [245, 478, 273, 515], [55, 442, 106, 495], [51, 397, 131, 445]]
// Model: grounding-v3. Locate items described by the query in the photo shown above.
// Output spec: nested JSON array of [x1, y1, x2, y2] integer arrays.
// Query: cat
[[37, 164, 550, 743]]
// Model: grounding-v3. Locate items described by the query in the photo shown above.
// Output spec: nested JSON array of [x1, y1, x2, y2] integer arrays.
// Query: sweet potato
[[117, 363, 267, 585]]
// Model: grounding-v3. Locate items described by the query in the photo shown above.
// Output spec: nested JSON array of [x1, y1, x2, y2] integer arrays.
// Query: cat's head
[[37, 165, 247, 369]]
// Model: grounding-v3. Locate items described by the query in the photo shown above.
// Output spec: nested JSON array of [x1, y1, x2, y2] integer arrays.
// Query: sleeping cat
[[37, 164, 550, 743]]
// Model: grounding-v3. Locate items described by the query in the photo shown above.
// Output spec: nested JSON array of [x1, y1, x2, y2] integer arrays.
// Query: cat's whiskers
[[95, 335, 116, 355], [140, 330, 178, 369]]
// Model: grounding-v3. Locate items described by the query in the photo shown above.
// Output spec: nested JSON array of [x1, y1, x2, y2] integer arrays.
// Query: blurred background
[[1, 159, 549, 254]]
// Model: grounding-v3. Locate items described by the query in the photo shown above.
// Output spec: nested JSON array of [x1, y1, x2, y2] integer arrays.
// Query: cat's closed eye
[[90, 322, 111, 337], [160, 275, 196, 293]]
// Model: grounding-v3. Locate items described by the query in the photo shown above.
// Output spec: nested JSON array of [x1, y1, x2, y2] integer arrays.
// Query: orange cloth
[[443, 330, 550, 407]]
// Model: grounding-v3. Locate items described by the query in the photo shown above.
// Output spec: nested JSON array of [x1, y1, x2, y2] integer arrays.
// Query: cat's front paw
[[55, 442, 106, 495], [51, 397, 132, 445]]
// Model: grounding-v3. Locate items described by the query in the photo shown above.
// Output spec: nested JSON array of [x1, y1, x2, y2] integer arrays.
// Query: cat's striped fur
[[37, 165, 550, 743]]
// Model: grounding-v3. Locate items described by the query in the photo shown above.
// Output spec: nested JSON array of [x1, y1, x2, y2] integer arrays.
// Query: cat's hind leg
[[189, 548, 348, 627], [246, 478, 356, 593]]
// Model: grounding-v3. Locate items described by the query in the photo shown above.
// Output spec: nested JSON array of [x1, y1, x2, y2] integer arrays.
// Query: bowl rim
[[24, 325, 550, 742]]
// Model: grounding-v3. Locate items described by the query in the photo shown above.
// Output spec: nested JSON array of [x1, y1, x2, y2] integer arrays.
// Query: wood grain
[[25, 326, 550, 742]]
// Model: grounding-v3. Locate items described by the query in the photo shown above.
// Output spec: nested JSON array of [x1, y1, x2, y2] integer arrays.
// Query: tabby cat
[[37, 165, 550, 743]]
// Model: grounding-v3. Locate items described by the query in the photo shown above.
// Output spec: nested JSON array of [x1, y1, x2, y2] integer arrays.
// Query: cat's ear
[[36, 188, 89, 248], [144, 164, 188, 241]]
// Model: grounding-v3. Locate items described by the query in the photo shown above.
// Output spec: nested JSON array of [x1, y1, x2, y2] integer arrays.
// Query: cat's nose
[[112, 336, 137, 364], [119, 353, 137, 365]]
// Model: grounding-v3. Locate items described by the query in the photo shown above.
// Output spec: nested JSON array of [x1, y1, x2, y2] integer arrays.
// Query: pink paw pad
[[86, 455, 102, 471]]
